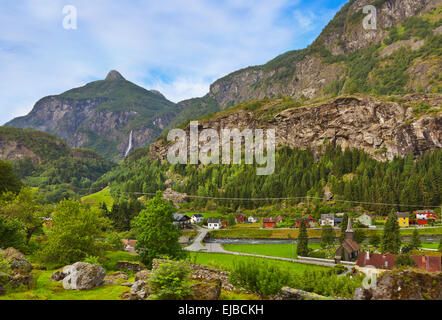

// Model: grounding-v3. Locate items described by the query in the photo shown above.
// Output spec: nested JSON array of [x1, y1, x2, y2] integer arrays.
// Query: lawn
[[81, 187, 114, 210], [420, 243, 441, 250], [189, 252, 330, 275], [0, 269, 129, 300], [223, 243, 322, 259], [209, 228, 337, 239]]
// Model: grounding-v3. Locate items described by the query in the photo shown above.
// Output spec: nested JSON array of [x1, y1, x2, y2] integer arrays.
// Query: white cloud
[[0, 0, 346, 125]]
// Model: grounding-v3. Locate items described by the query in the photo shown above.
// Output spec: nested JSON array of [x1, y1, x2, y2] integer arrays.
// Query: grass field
[[420, 243, 440, 250], [81, 187, 114, 210], [0, 269, 129, 300], [189, 252, 330, 275], [223, 243, 322, 259]]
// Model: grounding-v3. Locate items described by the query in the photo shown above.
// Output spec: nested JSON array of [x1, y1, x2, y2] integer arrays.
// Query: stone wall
[[152, 259, 234, 291]]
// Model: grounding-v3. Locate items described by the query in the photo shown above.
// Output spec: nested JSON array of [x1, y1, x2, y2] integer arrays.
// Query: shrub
[[229, 259, 289, 298], [394, 254, 417, 268], [0, 216, 26, 250], [148, 261, 191, 300]]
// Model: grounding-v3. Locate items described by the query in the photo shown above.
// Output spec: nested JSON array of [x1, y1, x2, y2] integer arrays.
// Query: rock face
[[191, 282, 222, 300], [0, 248, 34, 290], [150, 95, 441, 162], [354, 270, 442, 300], [162, 188, 189, 208], [116, 261, 145, 273], [62, 262, 106, 290], [5, 71, 179, 161], [273, 287, 328, 300], [3, 248, 32, 273]]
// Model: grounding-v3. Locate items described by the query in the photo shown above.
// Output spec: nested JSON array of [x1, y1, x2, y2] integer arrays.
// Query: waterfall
[[124, 130, 133, 158]]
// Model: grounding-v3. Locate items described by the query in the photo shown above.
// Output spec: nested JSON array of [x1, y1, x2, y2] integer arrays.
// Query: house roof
[[397, 212, 410, 218], [207, 218, 221, 224], [321, 214, 334, 219], [263, 218, 277, 223], [411, 255, 441, 272], [357, 252, 395, 270], [174, 214, 191, 221], [192, 214, 204, 218], [342, 238, 360, 253]]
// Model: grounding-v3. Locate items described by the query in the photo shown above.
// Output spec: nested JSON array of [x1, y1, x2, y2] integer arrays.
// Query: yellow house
[[397, 212, 409, 227]]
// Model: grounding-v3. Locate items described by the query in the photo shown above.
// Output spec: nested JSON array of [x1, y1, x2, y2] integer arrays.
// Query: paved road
[[185, 227, 353, 272]]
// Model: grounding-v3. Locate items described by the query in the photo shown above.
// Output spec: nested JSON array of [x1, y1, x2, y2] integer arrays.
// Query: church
[[335, 218, 360, 263]]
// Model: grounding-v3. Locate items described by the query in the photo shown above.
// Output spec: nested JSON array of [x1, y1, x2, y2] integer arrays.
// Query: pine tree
[[297, 219, 309, 257], [381, 210, 401, 254], [410, 228, 421, 249], [340, 214, 348, 242]]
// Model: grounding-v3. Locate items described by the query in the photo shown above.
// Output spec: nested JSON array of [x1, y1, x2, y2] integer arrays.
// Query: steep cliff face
[[150, 94, 441, 162], [184, 0, 441, 110], [5, 71, 179, 161]]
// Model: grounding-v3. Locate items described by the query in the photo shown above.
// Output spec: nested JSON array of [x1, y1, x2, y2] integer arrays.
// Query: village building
[[276, 216, 284, 223], [207, 218, 222, 230], [334, 217, 343, 226], [191, 214, 204, 224], [334, 218, 360, 263], [320, 214, 335, 227], [397, 212, 410, 227], [263, 218, 277, 229], [236, 213, 247, 224], [248, 216, 259, 223], [356, 252, 441, 273], [173, 214, 191, 229], [357, 213, 373, 226], [122, 239, 137, 254]]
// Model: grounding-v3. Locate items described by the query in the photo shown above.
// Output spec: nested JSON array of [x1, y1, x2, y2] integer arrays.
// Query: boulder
[[0, 272, 11, 285], [50, 271, 67, 282], [3, 248, 32, 273], [353, 287, 373, 300], [120, 291, 138, 301], [135, 270, 151, 282], [105, 271, 129, 281], [116, 261, 144, 273], [9, 272, 34, 289], [62, 262, 106, 290], [121, 282, 134, 287], [130, 280, 150, 300], [190, 281, 221, 300]]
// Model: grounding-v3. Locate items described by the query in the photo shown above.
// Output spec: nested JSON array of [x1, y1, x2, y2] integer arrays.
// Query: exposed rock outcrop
[[354, 269, 442, 300], [62, 262, 106, 290], [150, 95, 441, 162], [273, 287, 329, 300]]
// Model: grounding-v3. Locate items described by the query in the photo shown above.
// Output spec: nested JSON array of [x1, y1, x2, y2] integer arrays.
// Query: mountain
[[5, 70, 179, 161], [178, 0, 441, 113], [0, 126, 115, 203]]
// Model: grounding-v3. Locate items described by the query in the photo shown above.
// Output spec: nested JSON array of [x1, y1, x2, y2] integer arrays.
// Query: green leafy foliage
[[394, 254, 417, 268], [229, 259, 290, 298], [148, 260, 191, 300], [381, 210, 401, 254], [297, 219, 309, 256], [0, 215, 25, 250], [321, 226, 336, 247], [40, 199, 111, 265], [0, 161, 22, 195], [132, 191, 185, 268]]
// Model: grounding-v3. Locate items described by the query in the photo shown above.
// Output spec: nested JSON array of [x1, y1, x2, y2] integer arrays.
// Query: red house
[[357, 252, 441, 272], [263, 218, 277, 229], [222, 221, 228, 227], [236, 213, 247, 224]]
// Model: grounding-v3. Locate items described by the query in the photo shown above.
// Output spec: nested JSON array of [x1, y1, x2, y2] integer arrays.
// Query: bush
[[229, 259, 289, 298], [394, 254, 417, 268], [148, 261, 191, 300], [0, 216, 26, 250]]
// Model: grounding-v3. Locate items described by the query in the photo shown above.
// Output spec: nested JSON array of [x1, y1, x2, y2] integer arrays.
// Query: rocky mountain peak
[[105, 70, 126, 81]]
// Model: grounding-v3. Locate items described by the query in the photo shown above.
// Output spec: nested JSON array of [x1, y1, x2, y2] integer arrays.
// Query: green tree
[[354, 229, 366, 244], [438, 238, 442, 253], [41, 199, 110, 265], [321, 226, 335, 247], [369, 231, 381, 248], [410, 229, 421, 249], [132, 191, 185, 268], [297, 219, 309, 257], [340, 214, 349, 242], [0, 188, 48, 244], [0, 215, 25, 249], [0, 161, 22, 195], [381, 210, 401, 254]]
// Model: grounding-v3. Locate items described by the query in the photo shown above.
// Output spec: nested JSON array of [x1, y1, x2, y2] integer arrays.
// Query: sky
[[0, 0, 348, 125]]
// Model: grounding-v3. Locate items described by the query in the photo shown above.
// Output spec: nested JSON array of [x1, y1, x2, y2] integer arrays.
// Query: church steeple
[[345, 217, 354, 241]]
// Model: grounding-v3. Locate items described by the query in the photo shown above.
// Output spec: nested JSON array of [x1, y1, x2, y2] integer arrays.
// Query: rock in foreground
[[62, 262, 106, 290]]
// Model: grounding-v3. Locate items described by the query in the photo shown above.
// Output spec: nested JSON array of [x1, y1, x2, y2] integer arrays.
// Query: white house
[[191, 214, 204, 224], [248, 216, 259, 223], [207, 218, 222, 230], [319, 214, 335, 227]]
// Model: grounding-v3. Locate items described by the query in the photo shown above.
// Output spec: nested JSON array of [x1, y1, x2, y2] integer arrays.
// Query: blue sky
[[0, 0, 347, 125]]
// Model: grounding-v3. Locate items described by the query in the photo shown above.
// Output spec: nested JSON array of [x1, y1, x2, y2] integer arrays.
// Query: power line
[[108, 190, 441, 209]]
